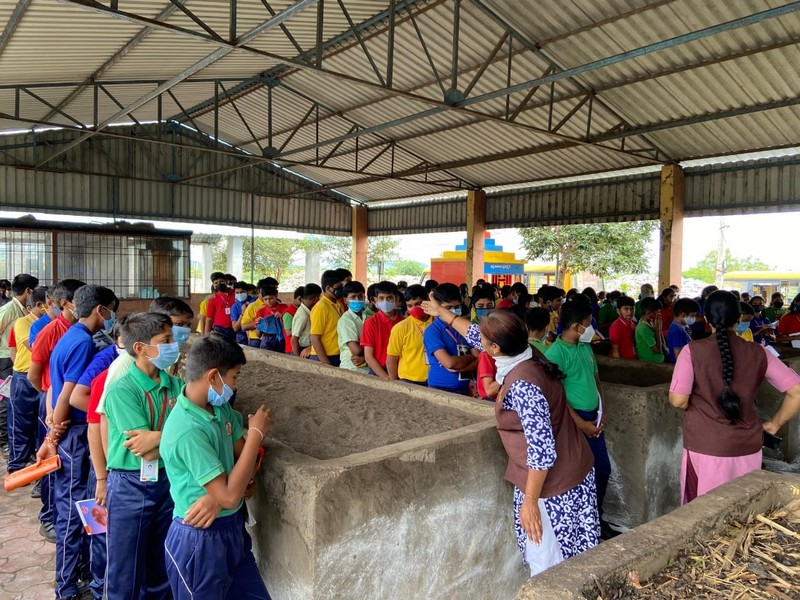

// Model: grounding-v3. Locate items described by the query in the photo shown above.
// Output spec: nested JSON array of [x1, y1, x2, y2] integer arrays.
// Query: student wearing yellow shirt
[[309, 270, 346, 366], [197, 271, 225, 334], [386, 285, 432, 385], [736, 301, 755, 342], [240, 279, 280, 347], [8, 286, 48, 472]]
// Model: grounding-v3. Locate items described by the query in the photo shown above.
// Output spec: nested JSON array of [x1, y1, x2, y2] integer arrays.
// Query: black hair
[[729, 289, 740, 300], [404, 284, 427, 302], [616, 295, 635, 309], [120, 312, 172, 357], [29, 286, 49, 307], [510, 282, 528, 295], [11, 274, 39, 296], [424, 280, 439, 294], [110, 314, 128, 342], [471, 285, 496, 306], [673, 297, 700, 317], [292, 286, 304, 300], [640, 297, 662, 314], [210, 271, 225, 281], [705, 290, 742, 424], [334, 268, 352, 281], [261, 286, 278, 298], [433, 283, 461, 303], [700, 285, 718, 300], [607, 290, 623, 301], [540, 286, 564, 303], [771, 291, 783, 301], [374, 280, 398, 296], [303, 283, 322, 299], [234, 281, 248, 291], [560, 300, 592, 329], [149, 296, 194, 318], [366, 283, 377, 302], [525, 307, 550, 332], [500, 286, 511, 299], [566, 288, 579, 300], [0, 279, 9, 289], [751, 295, 764, 305], [481, 311, 565, 380], [73, 285, 118, 318], [397, 280, 408, 289], [570, 293, 591, 307], [320, 270, 341, 291], [52, 279, 85, 305], [263, 277, 279, 287], [185, 332, 246, 382], [342, 281, 365, 296], [582, 287, 599, 304], [739, 301, 755, 316]]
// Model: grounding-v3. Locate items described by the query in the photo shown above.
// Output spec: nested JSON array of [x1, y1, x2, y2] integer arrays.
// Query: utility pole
[[714, 217, 729, 288]]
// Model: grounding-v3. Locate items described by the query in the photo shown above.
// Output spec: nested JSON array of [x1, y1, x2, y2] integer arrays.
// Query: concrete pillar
[[227, 236, 244, 277], [202, 244, 213, 289], [352, 205, 368, 284], [465, 189, 486, 286], [305, 250, 321, 286], [658, 164, 685, 292]]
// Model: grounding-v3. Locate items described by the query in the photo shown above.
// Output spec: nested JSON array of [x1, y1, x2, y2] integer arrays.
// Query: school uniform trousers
[[6, 370, 39, 471], [36, 391, 54, 526], [574, 407, 611, 517], [105, 469, 173, 600], [0, 356, 12, 447]]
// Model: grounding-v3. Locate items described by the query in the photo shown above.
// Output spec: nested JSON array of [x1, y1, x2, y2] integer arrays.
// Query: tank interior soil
[[233, 362, 484, 460], [597, 365, 673, 387]]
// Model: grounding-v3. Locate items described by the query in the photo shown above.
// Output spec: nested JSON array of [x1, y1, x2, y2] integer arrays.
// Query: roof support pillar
[[227, 235, 244, 276], [466, 188, 486, 287], [658, 164, 684, 292], [352, 205, 368, 284]]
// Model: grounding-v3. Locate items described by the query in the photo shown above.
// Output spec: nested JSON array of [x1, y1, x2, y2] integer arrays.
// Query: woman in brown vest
[[669, 291, 800, 504], [422, 299, 598, 575]]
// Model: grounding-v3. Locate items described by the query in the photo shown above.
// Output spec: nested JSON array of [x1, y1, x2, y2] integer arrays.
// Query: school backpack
[[257, 314, 285, 353]]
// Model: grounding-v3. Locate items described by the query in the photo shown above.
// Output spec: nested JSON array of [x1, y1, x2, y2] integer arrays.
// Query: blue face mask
[[51, 305, 61, 318], [348, 300, 365, 313], [147, 342, 180, 371], [208, 374, 235, 407], [172, 326, 191, 348], [235, 293, 248, 303], [103, 308, 116, 333], [475, 308, 491, 318], [449, 307, 462, 316], [736, 321, 750, 334]]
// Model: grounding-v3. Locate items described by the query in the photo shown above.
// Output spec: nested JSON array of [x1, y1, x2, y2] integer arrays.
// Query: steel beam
[[0, 0, 31, 57], [38, 0, 319, 168]]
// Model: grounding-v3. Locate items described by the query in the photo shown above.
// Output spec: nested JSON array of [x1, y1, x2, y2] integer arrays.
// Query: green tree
[[518, 222, 656, 287], [368, 236, 399, 280], [211, 239, 228, 273], [683, 249, 772, 283], [243, 237, 299, 283], [386, 259, 425, 277], [299, 235, 352, 269]]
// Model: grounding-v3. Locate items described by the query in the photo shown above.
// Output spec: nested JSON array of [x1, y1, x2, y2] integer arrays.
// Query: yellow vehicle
[[722, 271, 800, 299]]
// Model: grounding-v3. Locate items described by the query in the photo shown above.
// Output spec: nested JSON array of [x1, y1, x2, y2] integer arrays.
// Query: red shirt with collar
[[206, 291, 236, 329], [30, 314, 71, 391], [360, 311, 403, 368]]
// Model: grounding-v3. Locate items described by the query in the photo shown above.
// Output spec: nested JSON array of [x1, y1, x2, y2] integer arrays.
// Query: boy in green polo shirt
[[545, 299, 613, 538], [635, 297, 666, 364], [161, 333, 273, 600], [103, 312, 183, 599]]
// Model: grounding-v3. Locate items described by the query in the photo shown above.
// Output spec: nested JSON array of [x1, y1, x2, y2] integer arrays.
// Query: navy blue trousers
[[106, 469, 173, 600], [37, 391, 54, 525], [54, 423, 91, 599], [6, 371, 39, 471], [87, 467, 106, 600], [575, 408, 611, 517], [165, 511, 271, 600]]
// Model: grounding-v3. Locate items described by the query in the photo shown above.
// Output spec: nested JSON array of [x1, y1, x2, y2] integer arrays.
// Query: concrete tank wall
[[236, 349, 527, 600], [755, 354, 800, 462]]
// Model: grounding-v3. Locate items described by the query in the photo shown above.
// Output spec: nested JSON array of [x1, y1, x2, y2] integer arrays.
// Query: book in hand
[[0, 375, 11, 399], [75, 499, 108, 535]]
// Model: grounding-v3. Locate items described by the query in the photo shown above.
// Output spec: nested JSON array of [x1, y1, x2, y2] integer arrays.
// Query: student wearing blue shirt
[[749, 296, 775, 345], [36, 284, 118, 600], [28, 287, 61, 349], [423, 283, 479, 394], [230, 281, 252, 346], [666, 298, 699, 363]]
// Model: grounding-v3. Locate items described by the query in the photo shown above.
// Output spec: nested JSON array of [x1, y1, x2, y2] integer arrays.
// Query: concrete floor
[[0, 453, 56, 599]]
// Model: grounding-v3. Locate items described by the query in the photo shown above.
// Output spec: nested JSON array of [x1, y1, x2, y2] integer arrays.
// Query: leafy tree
[[243, 237, 299, 283], [299, 235, 352, 269], [368, 236, 399, 280], [211, 239, 228, 273], [386, 259, 425, 277], [683, 249, 772, 283], [518, 222, 656, 287]]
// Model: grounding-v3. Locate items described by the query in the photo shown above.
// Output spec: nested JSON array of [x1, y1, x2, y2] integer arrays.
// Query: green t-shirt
[[529, 340, 548, 355], [160, 392, 244, 519], [104, 364, 184, 471], [598, 303, 617, 326], [282, 311, 294, 334], [337, 310, 369, 373], [634, 300, 644, 321], [764, 306, 786, 322], [635, 321, 665, 363], [544, 337, 599, 411]]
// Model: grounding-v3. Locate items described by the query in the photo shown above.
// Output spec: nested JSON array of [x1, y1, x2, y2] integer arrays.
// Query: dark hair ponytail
[[530, 351, 566, 381], [706, 291, 742, 424]]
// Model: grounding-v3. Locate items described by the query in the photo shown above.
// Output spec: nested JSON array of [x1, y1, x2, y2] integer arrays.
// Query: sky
[[0, 209, 796, 275]]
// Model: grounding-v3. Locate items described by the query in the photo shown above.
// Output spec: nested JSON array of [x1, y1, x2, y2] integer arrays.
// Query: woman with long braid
[[669, 291, 800, 504], [422, 297, 598, 575]]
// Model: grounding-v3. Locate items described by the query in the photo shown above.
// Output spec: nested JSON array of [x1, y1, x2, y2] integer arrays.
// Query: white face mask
[[684, 316, 696, 326], [578, 324, 595, 343]]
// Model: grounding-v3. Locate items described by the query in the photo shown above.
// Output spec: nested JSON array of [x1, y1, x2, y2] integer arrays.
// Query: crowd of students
[[1, 274, 272, 600]]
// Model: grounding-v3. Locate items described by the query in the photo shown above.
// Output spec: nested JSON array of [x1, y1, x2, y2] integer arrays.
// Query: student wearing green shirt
[[338, 281, 370, 373], [103, 312, 183, 599], [525, 306, 550, 354], [161, 333, 273, 600], [635, 297, 666, 364], [545, 300, 613, 538]]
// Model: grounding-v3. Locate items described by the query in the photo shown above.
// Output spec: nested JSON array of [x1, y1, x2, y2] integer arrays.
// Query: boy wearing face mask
[[749, 296, 774, 345], [204, 279, 237, 338], [765, 292, 787, 323], [387, 285, 432, 385], [337, 281, 370, 374], [230, 281, 252, 345], [666, 298, 700, 363], [309, 270, 346, 366], [608, 296, 637, 359], [635, 297, 667, 364], [102, 312, 183, 599], [148, 296, 195, 378], [361, 280, 403, 379], [735, 302, 756, 342], [161, 333, 273, 600], [545, 301, 612, 536], [471, 287, 496, 324]]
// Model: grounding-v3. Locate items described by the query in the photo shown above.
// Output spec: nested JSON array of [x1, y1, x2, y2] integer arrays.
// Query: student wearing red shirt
[[656, 287, 677, 337], [776, 294, 800, 342], [476, 352, 498, 400], [608, 296, 637, 360], [282, 287, 304, 354], [204, 283, 236, 338], [361, 281, 402, 380]]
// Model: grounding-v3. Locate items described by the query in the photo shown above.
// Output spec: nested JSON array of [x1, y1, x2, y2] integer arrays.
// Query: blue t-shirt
[[76, 343, 118, 388], [423, 318, 470, 390], [666, 321, 691, 363], [750, 314, 771, 345], [29, 312, 53, 349], [230, 300, 246, 323], [49, 323, 98, 422], [689, 298, 705, 338]]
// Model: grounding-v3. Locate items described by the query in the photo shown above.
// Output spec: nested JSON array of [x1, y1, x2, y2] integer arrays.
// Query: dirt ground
[[233, 363, 482, 460]]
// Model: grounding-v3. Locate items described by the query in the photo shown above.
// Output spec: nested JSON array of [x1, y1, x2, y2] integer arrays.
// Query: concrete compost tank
[[755, 350, 800, 463], [233, 348, 527, 600], [517, 470, 800, 599]]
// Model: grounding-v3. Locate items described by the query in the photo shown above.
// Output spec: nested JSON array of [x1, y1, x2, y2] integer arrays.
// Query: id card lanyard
[[140, 388, 168, 482]]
